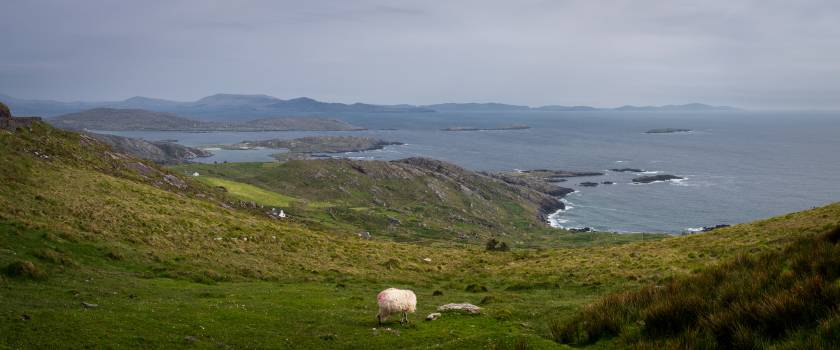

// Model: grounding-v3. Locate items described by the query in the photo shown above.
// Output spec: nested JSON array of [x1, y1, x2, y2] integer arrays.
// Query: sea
[[101, 110, 840, 234]]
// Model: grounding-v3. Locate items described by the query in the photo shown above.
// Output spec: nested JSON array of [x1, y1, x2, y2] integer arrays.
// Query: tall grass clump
[[551, 226, 840, 348]]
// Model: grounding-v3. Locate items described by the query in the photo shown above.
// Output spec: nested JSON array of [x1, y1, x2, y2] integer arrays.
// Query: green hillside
[[1, 123, 839, 349], [174, 158, 570, 244]]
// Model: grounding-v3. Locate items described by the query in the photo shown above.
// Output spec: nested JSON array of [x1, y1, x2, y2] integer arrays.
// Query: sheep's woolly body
[[376, 288, 416, 321]]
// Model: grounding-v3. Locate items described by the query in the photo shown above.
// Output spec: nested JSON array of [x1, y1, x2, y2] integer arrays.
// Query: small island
[[645, 128, 692, 134], [632, 174, 684, 183], [220, 136, 403, 153], [519, 169, 605, 178], [216, 136, 404, 161], [442, 125, 530, 132], [610, 168, 644, 173]]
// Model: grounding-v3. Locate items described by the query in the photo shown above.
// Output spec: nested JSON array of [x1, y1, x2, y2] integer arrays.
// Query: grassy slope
[[551, 226, 840, 349], [1, 124, 839, 349]]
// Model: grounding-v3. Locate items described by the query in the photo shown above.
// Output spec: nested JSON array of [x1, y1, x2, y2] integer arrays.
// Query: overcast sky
[[2, 0, 839, 109]]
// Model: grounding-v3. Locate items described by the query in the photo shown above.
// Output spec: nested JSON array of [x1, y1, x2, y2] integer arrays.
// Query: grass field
[[2, 124, 840, 349], [192, 175, 299, 207]]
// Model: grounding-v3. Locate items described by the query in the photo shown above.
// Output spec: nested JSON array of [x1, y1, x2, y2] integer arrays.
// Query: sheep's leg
[[401, 311, 408, 325], [377, 314, 382, 327]]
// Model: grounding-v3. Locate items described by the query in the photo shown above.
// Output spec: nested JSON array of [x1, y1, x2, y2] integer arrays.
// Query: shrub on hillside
[[4, 260, 46, 279], [486, 238, 511, 252]]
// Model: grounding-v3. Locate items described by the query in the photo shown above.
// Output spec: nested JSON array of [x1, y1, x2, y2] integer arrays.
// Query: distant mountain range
[[0, 93, 740, 121], [50, 108, 365, 132]]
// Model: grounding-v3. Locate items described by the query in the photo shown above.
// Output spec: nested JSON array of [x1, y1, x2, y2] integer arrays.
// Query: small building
[[269, 208, 287, 219]]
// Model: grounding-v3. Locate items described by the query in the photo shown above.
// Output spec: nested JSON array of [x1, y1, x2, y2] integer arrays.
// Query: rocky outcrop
[[0, 102, 10, 120], [437, 303, 481, 314], [0, 101, 42, 130], [579, 182, 599, 187]]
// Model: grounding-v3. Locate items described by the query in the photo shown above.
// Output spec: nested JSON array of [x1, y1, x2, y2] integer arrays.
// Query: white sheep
[[376, 288, 417, 326]]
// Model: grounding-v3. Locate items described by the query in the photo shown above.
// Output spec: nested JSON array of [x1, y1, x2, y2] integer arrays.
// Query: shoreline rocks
[[702, 224, 730, 232]]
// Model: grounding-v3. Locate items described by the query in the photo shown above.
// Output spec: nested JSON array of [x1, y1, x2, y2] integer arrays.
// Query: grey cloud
[[1, 0, 839, 109]]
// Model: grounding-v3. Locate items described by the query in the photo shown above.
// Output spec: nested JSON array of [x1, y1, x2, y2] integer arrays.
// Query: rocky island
[[632, 174, 684, 183], [610, 168, 644, 173], [645, 128, 692, 134], [222, 136, 403, 152], [216, 136, 404, 161], [442, 125, 530, 131]]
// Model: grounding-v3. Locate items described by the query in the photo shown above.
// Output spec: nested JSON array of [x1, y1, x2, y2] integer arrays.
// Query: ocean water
[[103, 110, 840, 234]]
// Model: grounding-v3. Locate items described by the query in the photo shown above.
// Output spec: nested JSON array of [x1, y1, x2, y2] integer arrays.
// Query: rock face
[[0, 101, 42, 130], [86, 132, 212, 164], [632, 174, 684, 183]]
